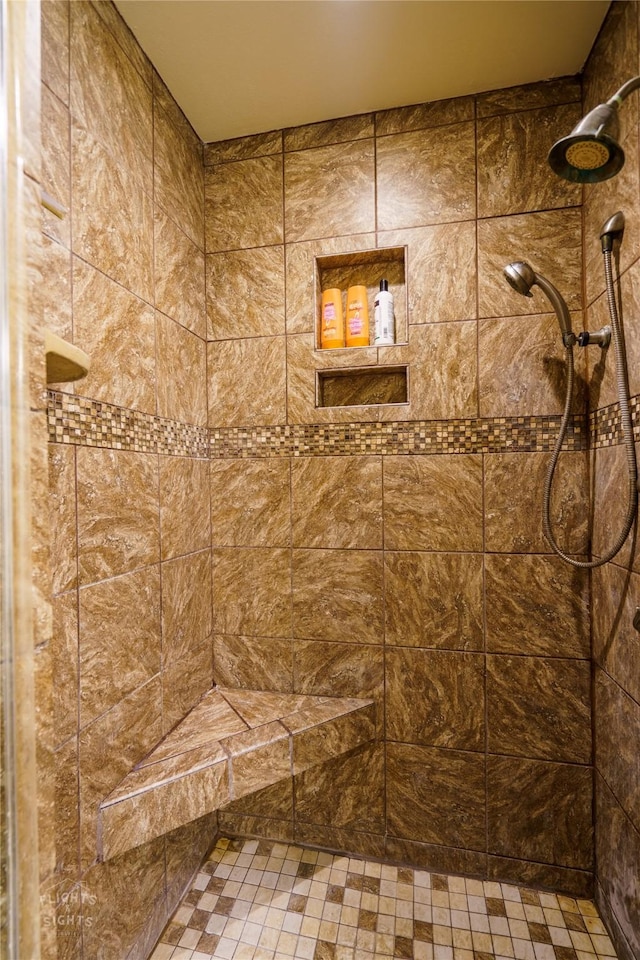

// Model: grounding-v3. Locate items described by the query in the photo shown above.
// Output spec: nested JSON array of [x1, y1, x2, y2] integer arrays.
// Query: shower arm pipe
[[542, 249, 638, 569], [607, 76, 640, 108]]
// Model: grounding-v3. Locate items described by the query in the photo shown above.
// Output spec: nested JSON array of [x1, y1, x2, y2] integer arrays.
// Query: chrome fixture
[[600, 210, 625, 249], [548, 76, 640, 183], [503, 212, 638, 569], [575, 327, 611, 348], [503, 261, 575, 347], [504, 261, 611, 349]]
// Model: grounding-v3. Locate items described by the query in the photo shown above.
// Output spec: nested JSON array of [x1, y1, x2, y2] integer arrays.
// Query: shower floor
[[150, 837, 617, 960]]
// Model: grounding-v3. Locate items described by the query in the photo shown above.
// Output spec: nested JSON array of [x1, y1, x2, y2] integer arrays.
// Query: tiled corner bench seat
[[97, 687, 376, 861]]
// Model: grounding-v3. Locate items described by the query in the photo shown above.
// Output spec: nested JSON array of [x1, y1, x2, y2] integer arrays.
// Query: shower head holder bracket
[[577, 326, 612, 349]]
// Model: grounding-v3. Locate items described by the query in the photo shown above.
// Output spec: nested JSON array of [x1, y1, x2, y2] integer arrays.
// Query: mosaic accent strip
[[47, 390, 640, 458], [590, 396, 640, 449], [209, 417, 587, 459], [47, 391, 210, 458]]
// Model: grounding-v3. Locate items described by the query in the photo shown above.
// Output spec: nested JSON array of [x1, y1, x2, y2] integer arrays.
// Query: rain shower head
[[503, 261, 574, 345], [548, 77, 640, 183], [548, 103, 623, 183]]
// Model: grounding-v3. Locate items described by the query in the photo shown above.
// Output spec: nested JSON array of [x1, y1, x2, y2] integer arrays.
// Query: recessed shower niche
[[314, 245, 408, 350], [313, 245, 409, 409], [317, 365, 409, 407]]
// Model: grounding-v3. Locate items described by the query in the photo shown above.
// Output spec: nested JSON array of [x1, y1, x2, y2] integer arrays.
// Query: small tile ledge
[[97, 687, 376, 861]]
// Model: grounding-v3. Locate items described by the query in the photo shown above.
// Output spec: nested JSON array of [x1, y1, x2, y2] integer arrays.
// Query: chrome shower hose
[[543, 249, 638, 567]]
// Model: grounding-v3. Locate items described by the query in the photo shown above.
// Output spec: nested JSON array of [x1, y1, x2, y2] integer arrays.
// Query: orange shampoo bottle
[[345, 285, 370, 347], [320, 288, 345, 348]]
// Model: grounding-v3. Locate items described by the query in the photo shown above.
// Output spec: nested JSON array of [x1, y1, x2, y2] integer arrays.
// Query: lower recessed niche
[[317, 366, 408, 408]]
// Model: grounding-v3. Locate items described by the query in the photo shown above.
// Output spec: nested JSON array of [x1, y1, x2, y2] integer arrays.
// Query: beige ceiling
[[114, 0, 610, 144]]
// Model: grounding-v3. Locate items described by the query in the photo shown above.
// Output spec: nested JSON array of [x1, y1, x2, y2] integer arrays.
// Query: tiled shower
[[22, 0, 638, 958]]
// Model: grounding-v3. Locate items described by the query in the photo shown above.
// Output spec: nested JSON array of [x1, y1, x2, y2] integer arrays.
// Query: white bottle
[[373, 279, 395, 345]]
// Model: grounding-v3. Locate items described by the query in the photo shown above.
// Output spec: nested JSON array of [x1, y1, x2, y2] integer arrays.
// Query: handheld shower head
[[504, 261, 536, 297], [548, 76, 640, 183], [503, 261, 574, 345]]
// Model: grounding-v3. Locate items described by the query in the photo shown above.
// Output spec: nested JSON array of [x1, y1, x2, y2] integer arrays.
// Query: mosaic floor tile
[[150, 838, 618, 960]]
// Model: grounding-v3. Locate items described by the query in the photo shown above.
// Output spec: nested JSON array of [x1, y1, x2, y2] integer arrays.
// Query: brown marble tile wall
[[41, 2, 640, 951], [41, 3, 212, 958], [583, 6, 640, 960], [202, 64, 597, 896], [204, 79, 586, 430]]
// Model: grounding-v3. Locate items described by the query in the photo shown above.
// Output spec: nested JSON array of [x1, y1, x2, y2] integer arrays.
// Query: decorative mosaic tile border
[[47, 391, 210, 458], [209, 416, 587, 458], [590, 395, 640, 448], [47, 390, 592, 458], [48, 391, 640, 457]]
